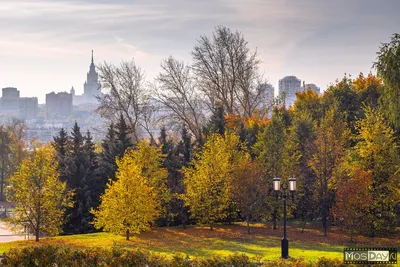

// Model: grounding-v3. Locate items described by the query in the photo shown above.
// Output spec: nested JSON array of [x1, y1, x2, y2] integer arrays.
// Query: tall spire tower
[[83, 50, 101, 104]]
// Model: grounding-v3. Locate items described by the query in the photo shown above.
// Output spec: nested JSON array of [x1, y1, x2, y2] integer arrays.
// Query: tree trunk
[[301, 220, 307, 233], [35, 228, 40, 242], [126, 229, 130, 240], [0, 169, 4, 202], [322, 197, 327, 237], [210, 223, 213, 231], [246, 214, 250, 234]]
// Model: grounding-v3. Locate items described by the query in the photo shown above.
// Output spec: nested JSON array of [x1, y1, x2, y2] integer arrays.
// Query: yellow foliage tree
[[6, 145, 73, 242], [183, 132, 248, 230], [92, 141, 168, 240]]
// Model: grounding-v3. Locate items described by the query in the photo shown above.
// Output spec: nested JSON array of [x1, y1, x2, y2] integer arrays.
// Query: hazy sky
[[0, 0, 399, 103]]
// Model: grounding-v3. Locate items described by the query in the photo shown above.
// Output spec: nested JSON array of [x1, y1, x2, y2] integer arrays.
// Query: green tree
[[231, 158, 268, 233], [6, 145, 73, 242], [309, 107, 349, 236], [98, 123, 118, 184], [207, 105, 225, 136], [178, 125, 192, 166], [254, 110, 287, 229], [115, 114, 133, 158], [92, 141, 168, 240], [374, 33, 400, 132], [350, 107, 400, 236], [0, 126, 12, 201], [183, 132, 248, 230], [158, 127, 187, 227], [324, 75, 360, 135], [53, 128, 69, 182], [62, 123, 98, 234], [283, 112, 317, 230]]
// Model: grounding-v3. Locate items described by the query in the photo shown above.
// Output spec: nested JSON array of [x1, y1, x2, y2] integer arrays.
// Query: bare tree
[[153, 57, 206, 142], [96, 60, 149, 143], [138, 98, 158, 145], [191, 25, 265, 117]]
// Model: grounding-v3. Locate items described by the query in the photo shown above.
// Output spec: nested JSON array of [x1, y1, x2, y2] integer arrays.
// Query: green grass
[[0, 222, 398, 263]]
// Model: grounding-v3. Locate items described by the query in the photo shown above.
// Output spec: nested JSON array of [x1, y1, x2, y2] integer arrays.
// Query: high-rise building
[[2, 87, 20, 98], [83, 50, 101, 103], [19, 97, 39, 120], [46, 91, 73, 117], [72, 51, 101, 105], [278, 76, 301, 108], [304, 83, 320, 94], [259, 83, 275, 109], [0, 87, 38, 120], [1, 87, 20, 115], [72, 50, 101, 105]]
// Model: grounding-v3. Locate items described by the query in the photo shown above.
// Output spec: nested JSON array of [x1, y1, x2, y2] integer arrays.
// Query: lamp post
[[273, 177, 297, 259]]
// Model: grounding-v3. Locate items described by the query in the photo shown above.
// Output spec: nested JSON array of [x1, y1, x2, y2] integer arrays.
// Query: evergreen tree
[[98, 123, 118, 186], [283, 113, 317, 230], [178, 125, 192, 167], [115, 114, 133, 158], [158, 127, 188, 227], [207, 105, 225, 135], [63, 122, 96, 234], [53, 128, 69, 182], [0, 126, 12, 201], [80, 131, 101, 231], [159, 126, 169, 155], [254, 110, 287, 229]]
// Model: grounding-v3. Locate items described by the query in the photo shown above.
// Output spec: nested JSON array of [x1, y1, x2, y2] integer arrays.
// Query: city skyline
[[1, 0, 399, 103]]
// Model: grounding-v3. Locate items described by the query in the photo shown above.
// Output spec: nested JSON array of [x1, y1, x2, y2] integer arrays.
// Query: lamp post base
[[281, 238, 289, 259]]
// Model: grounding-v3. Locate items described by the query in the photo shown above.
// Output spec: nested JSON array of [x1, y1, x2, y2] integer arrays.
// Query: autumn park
[[0, 28, 399, 266]]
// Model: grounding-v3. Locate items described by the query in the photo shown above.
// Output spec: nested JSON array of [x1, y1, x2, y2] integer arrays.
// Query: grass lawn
[[0, 221, 399, 263]]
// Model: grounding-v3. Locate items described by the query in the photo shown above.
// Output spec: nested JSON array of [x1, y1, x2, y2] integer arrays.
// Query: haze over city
[[1, 0, 400, 103]]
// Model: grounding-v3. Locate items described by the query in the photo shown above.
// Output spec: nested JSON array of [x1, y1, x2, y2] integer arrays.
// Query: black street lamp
[[273, 177, 297, 259]]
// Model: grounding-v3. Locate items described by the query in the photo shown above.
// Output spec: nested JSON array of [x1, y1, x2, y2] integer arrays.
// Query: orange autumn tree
[[224, 112, 268, 131], [225, 111, 269, 155], [293, 88, 323, 121], [334, 169, 372, 242], [352, 72, 382, 108]]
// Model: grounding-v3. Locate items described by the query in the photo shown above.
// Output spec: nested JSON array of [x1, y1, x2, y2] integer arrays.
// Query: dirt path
[[0, 222, 25, 243]]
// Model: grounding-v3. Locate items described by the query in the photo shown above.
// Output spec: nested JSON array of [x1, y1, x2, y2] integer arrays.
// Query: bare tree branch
[[152, 57, 206, 142], [96, 60, 149, 143], [191, 26, 266, 117]]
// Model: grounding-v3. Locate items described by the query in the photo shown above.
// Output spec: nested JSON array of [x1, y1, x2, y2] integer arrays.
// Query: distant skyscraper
[[70, 86, 75, 96], [46, 91, 72, 117], [278, 76, 301, 108], [304, 83, 320, 94], [259, 83, 275, 109], [0, 87, 38, 120], [83, 50, 101, 104], [19, 97, 38, 120], [72, 50, 102, 105], [1, 88, 20, 115]]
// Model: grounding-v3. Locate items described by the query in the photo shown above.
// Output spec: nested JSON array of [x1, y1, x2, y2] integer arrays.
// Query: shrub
[[2, 246, 373, 267]]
